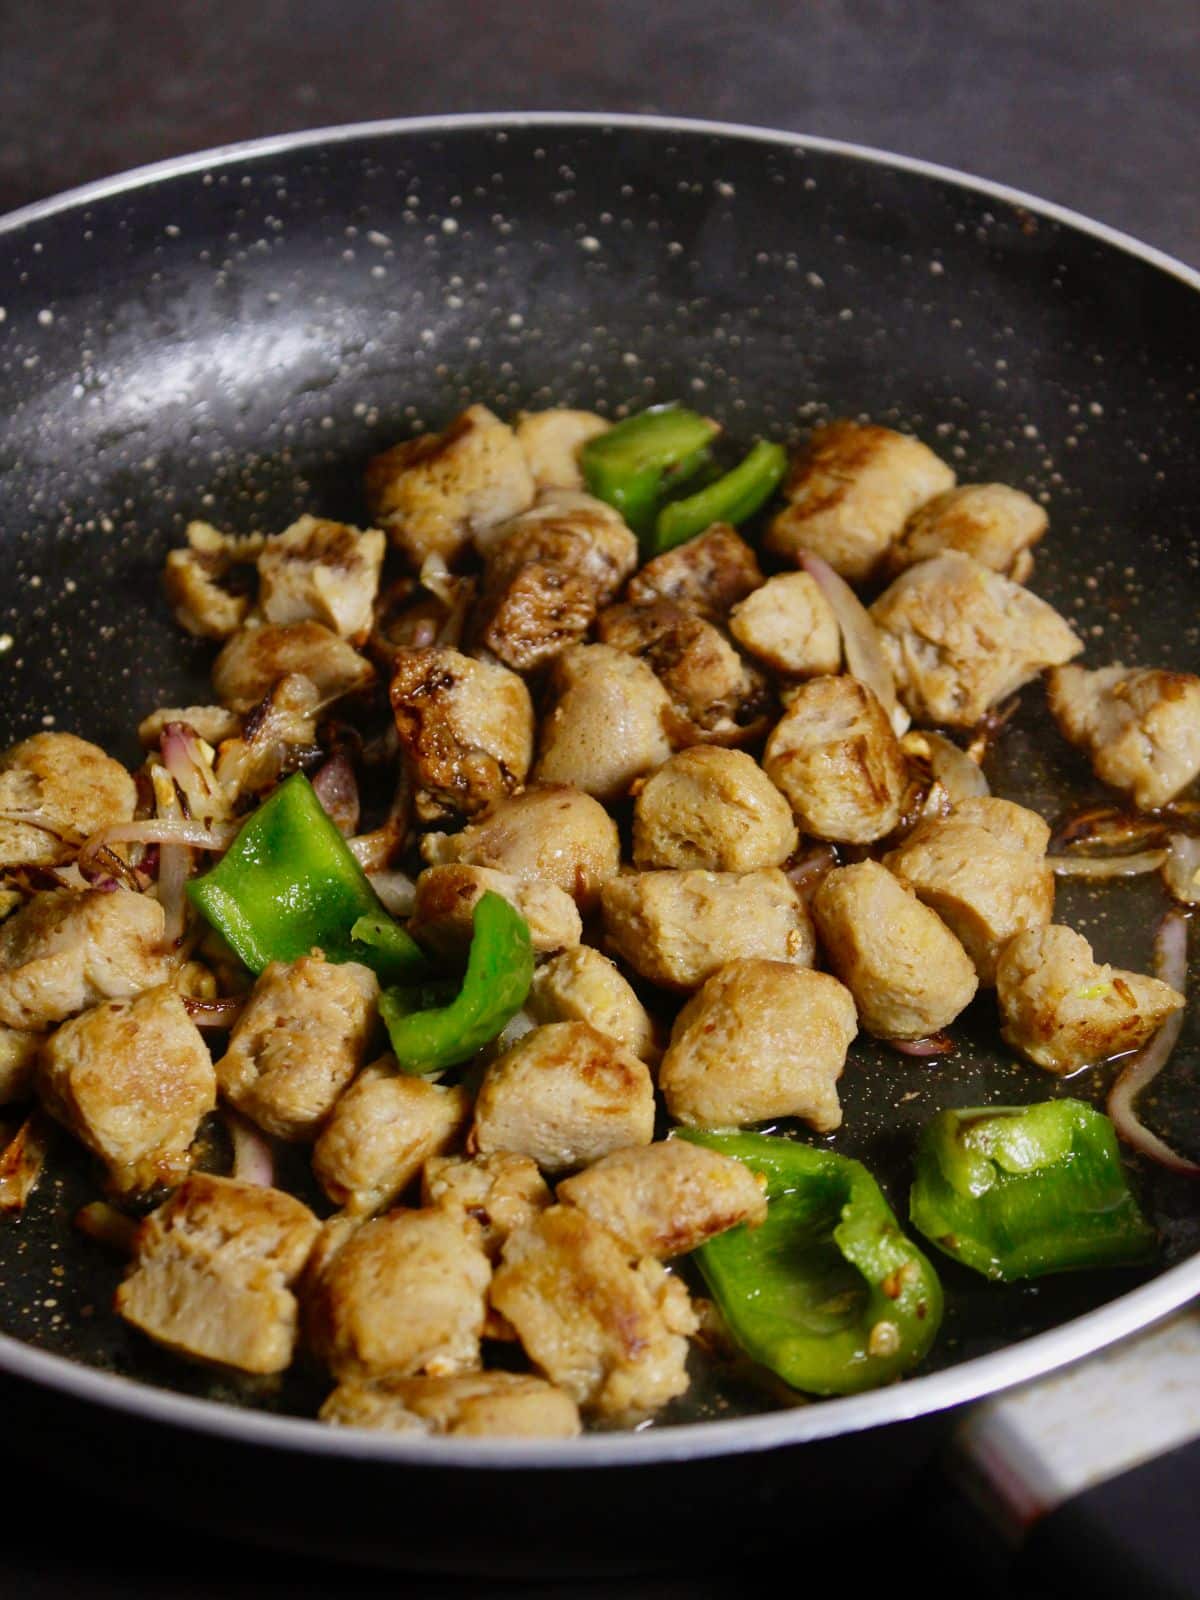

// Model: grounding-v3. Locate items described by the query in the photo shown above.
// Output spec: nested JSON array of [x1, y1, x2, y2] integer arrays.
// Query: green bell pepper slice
[[188, 772, 426, 982], [580, 405, 719, 539], [679, 1129, 943, 1397], [651, 439, 787, 555], [380, 890, 534, 1076], [909, 1100, 1157, 1282]]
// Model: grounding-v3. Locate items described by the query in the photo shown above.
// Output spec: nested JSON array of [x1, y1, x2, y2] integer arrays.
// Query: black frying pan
[[0, 115, 1197, 1577]]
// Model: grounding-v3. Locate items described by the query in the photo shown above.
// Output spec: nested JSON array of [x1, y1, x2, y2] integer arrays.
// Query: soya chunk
[[365, 405, 535, 568], [659, 958, 856, 1132], [38, 985, 216, 1194], [887, 484, 1048, 578], [0, 733, 136, 870], [409, 864, 581, 959], [471, 1021, 655, 1176], [479, 489, 637, 599], [313, 1062, 471, 1215], [533, 644, 674, 802], [319, 1370, 581, 1437], [163, 523, 255, 640], [870, 554, 1081, 728], [762, 676, 909, 844], [557, 1139, 767, 1259], [515, 408, 611, 492], [116, 1174, 320, 1374], [884, 797, 1054, 984], [212, 620, 374, 713], [811, 860, 979, 1039], [422, 1151, 552, 1260], [632, 747, 797, 872], [256, 515, 386, 642], [996, 924, 1185, 1074], [490, 1205, 697, 1423], [389, 646, 534, 823], [527, 946, 659, 1066], [307, 1208, 491, 1381], [0, 1026, 41, 1106], [1047, 663, 1200, 810], [767, 420, 955, 581], [728, 571, 841, 678], [625, 523, 763, 618], [421, 784, 620, 912], [215, 956, 380, 1143], [0, 889, 171, 1032], [601, 868, 814, 990]]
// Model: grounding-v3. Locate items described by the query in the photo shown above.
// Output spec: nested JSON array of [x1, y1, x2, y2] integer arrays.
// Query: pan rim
[[0, 108, 1197, 1469]]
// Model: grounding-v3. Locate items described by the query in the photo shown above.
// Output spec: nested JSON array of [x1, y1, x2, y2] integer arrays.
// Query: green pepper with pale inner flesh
[[380, 890, 534, 1076], [909, 1100, 1156, 1282], [651, 439, 787, 556], [187, 772, 426, 982], [679, 1129, 943, 1397]]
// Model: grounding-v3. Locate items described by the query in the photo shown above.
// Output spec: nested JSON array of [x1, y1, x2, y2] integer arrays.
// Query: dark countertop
[[1, 2, 1197, 1594]]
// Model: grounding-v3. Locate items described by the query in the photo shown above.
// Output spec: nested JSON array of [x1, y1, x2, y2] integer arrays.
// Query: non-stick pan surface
[[0, 116, 1197, 1571]]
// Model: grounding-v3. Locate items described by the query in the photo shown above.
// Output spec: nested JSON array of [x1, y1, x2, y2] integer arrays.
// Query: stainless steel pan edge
[[0, 110, 1197, 1474]]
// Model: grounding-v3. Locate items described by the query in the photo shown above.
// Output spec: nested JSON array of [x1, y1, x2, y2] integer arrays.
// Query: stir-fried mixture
[[1, 403, 1196, 1438]]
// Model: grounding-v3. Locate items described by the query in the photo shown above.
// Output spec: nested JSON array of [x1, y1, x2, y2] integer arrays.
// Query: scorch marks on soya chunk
[[556, 1139, 767, 1259], [624, 523, 763, 618], [490, 1205, 698, 1423], [0, 889, 172, 1032], [996, 924, 1185, 1075], [389, 646, 534, 823], [212, 620, 375, 713], [884, 797, 1054, 985], [319, 1369, 581, 1437], [1047, 663, 1200, 811], [0, 733, 136, 870], [886, 484, 1048, 579], [766, 420, 956, 582], [116, 1174, 321, 1374], [215, 956, 380, 1143], [869, 553, 1082, 729]]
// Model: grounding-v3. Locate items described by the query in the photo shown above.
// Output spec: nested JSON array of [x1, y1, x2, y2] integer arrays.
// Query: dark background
[[1, 0, 1197, 1594]]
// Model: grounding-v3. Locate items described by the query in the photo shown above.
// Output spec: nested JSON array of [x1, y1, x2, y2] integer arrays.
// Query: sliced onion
[[1048, 850, 1167, 879], [160, 722, 226, 825], [366, 869, 417, 918], [902, 730, 989, 804], [887, 1033, 954, 1057], [1107, 908, 1197, 1175], [311, 751, 361, 837], [225, 1110, 276, 1187], [785, 844, 838, 908], [74, 1200, 138, 1253], [0, 1110, 52, 1212], [182, 994, 246, 1029], [1051, 806, 1165, 855], [1163, 833, 1200, 905], [800, 551, 909, 736], [79, 818, 239, 874]]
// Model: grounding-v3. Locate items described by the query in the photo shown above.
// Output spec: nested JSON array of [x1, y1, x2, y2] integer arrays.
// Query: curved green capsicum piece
[[909, 1100, 1157, 1282], [679, 1129, 943, 1397], [651, 439, 787, 555], [580, 404, 718, 538], [380, 890, 533, 1076], [188, 772, 426, 982]]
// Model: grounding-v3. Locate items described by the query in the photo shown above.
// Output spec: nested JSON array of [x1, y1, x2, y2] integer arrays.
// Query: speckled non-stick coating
[[0, 120, 1198, 1437]]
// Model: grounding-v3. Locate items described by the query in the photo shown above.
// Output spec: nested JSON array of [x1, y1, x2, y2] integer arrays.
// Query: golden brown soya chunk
[[389, 646, 534, 823], [422, 1151, 552, 1261], [766, 420, 956, 581], [320, 1370, 581, 1438], [811, 860, 979, 1040], [420, 784, 621, 912], [490, 1205, 697, 1424], [556, 1140, 767, 1259], [886, 483, 1048, 578], [216, 955, 379, 1143], [0, 888, 171, 1032], [884, 797, 1054, 985], [211, 620, 375, 713], [0, 732, 136, 871], [659, 958, 856, 1132], [313, 1063, 471, 1215], [762, 675, 909, 844], [601, 868, 815, 990], [470, 1021, 655, 1177], [625, 523, 763, 618], [480, 489, 637, 596], [527, 946, 659, 1066], [38, 986, 215, 1195], [515, 408, 610, 492], [869, 553, 1081, 728], [1047, 663, 1200, 811], [408, 864, 582, 959], [306, 1208, 491, 1382], [533, 644, 674, 802], [632, 747, 797, 873], [996, 924, 1185, 1075], [365, 404, 535, 568], [728, 571, 841, 678], [116, 1174, 320, 1375], [256, 515, 386, 642]]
